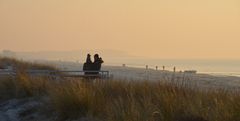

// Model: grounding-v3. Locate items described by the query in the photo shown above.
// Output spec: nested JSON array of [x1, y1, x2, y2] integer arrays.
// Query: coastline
[[46, 61, 240, 89]]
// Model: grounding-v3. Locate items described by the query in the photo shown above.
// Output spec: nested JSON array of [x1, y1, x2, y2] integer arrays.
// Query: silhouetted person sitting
[[83, 54, 93, 75], [94, 54, 104, 69], [83, 54, 104, 75], [90, 54, 104, 74], [86, 54, 92, 64]]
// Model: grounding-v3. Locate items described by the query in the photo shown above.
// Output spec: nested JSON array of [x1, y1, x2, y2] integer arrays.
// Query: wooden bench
[[0, 70, 110, 79]]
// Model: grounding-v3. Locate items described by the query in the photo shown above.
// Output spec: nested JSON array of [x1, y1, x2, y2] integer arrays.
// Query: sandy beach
[[47, 61, 240, 90]]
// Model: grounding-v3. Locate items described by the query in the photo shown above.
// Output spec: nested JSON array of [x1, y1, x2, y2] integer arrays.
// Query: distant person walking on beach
[[173, 66, 176, 72]]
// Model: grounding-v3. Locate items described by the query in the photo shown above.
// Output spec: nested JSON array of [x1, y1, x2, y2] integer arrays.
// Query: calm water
[[106, 59, 240, 77]]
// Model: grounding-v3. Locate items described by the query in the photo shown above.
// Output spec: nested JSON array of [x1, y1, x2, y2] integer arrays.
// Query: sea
[[106, 59, 240, 77]]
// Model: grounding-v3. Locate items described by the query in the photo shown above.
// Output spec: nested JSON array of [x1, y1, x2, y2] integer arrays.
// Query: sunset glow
[[1, 0, 240, 59]]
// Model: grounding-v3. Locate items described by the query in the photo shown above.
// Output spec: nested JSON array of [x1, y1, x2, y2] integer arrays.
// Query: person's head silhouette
[[86, 54, 92, 63], [94, 54, 99, 62]]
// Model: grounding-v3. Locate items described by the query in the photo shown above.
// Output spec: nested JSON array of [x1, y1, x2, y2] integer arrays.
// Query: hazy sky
[[0, 0, 240, 59]]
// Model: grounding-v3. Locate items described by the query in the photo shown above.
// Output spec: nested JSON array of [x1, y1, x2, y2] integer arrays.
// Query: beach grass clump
[[48, 80, 94, 120], [0, 76, 17, 100], [0, 57, 55, 100], [0, 73, 50, 101], [48, 80, 240, 121], [15, 72, 50, 97]]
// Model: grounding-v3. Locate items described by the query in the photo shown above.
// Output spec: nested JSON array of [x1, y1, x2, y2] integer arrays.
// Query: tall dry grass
[[1, 58, 240, 121], [0, 73, 51, 101], [0, 57, 55, 100], [48, 80, 240, 121]]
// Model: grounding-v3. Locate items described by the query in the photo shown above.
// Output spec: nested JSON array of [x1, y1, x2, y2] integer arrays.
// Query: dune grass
[[0, 57, 55, 100], [0, 58, 240, 121], [0, 57, 57, 71], [0, 73, 50, 100], [47, 80, 240, 121]]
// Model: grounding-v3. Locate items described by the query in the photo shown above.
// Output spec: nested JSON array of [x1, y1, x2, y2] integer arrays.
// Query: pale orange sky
[[0, 0, 240, 59]]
